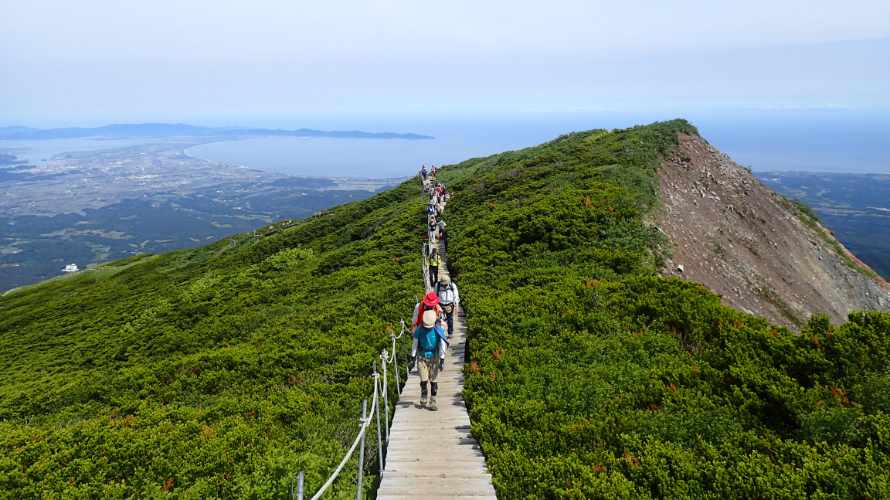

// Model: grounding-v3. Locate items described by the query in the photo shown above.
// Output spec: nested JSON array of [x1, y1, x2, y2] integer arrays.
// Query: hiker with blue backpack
[[412, 309, 448, 410]]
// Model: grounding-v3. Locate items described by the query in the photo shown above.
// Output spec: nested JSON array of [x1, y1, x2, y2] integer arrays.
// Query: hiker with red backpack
[[411, 309, 448, 410]]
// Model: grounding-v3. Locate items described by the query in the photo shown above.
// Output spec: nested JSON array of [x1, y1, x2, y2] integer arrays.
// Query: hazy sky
[[2, 0, 889, 126]]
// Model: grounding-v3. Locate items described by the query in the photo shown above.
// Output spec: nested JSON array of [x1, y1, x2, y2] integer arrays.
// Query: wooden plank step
[[379, 486, 497, 496]]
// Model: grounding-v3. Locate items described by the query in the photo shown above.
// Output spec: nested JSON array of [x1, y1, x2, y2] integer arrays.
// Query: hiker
[[437, 219, 447, 251], [420, 165, 427, 181], [433, 186, 446, 206], [412, 309, 447, 410], [428, 215, 438, 237], [436, 275, 459, 336], [412, 290, 448, 334], [427, 247, 442, 288]]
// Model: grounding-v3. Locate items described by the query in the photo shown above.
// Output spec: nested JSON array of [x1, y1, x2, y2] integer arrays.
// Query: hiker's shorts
[[417, 356, 439, 384]]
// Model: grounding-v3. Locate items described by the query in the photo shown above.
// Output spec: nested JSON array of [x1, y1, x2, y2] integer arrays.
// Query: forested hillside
[[2, 120, 889, 498]]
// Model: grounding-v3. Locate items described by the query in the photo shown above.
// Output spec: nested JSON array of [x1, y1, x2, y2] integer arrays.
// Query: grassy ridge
[[0, 182, 423, 497], [3, 119, 890, 498], [437, 120, 890, 498]]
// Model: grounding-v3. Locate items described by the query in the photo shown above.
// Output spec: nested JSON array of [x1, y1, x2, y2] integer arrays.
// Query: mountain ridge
[[2, 120, 889, 497]]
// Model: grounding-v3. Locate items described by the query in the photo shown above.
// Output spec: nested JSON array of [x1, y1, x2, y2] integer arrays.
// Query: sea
[[3, 111, 889, 177], [186, 110, 890, 177]]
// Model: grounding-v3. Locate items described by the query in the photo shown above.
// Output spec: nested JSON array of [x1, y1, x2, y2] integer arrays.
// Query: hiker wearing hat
[[412, 310, 448, 410], [427, 248, 442, 288], [435, 275, 459, 337], [412, 290, 447, 333]]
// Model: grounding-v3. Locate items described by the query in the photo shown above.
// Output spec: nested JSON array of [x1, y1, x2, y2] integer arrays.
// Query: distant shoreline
[[0, 122, 435, 141]]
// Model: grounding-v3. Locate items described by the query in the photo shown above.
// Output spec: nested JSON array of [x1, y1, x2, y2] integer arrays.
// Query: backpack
[[437, 283, 456, 313], [416, 325, 445, 358]]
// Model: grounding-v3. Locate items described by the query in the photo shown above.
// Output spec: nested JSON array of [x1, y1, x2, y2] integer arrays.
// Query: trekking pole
[[356, 399, 367, 500], [373, 370, 384, 470]]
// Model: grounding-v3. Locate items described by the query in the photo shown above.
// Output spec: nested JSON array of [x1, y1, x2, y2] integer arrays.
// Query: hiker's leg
[[418, 358, 430, 405], [428, 360, 440, 410], [447, 313, 454, 336]]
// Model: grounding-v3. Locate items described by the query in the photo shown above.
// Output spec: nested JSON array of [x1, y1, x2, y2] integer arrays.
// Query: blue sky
[[2, 0, 889, 126]]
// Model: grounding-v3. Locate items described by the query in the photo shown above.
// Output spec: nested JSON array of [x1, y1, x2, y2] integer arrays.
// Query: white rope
[[308, 319, 414, 498], [309, 377, 378, 500], [394, 319, 407, 340]]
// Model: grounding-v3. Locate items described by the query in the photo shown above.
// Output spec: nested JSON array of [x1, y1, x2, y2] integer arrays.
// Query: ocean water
[[4, 111, 889, 177], [186, 111, 890, 178], [185, 135, 523, 179]]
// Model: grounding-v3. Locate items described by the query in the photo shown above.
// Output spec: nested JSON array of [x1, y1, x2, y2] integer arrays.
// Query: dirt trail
[[656, 134, 890, 328]]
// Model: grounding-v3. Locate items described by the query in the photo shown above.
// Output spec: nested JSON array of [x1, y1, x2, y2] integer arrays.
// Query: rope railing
[[292, 319, 410, 499], [308, 383, 377, 500]]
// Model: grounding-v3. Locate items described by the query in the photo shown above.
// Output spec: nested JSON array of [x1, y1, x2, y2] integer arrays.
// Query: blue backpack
[[415, 325, 447, 359]]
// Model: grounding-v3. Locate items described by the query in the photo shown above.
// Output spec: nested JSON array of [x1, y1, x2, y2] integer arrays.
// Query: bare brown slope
[[656, 133, 890, 328]]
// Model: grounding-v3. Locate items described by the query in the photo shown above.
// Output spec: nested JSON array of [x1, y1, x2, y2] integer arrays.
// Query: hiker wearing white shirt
[[436, 275, 459, 337]]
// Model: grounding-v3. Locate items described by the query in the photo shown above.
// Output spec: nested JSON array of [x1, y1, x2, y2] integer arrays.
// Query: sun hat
[[438, 275, 450, 286], [422, 309, 437, 328], [422, 291, 440, 307]]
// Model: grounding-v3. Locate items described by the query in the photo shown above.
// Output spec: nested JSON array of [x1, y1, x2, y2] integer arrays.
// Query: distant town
[[0, 140, 401, 291]]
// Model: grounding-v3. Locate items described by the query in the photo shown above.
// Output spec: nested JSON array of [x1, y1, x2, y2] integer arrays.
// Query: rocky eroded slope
[[657, 133, 890, 328]]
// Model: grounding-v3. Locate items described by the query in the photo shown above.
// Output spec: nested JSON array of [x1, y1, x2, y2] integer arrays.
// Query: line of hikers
[[410, 165, 458, 411]]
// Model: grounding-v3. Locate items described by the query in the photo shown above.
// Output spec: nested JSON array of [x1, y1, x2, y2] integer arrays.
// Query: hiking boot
[[419, 395, 428, 407], [429, 397, 438, 411]]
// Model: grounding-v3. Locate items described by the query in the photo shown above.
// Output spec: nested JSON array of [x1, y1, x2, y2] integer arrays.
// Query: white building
[[63, 263, 79, 273]]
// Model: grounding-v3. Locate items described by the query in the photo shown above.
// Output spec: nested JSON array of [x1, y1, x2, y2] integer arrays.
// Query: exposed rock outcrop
[[657, 133, 890, 328]]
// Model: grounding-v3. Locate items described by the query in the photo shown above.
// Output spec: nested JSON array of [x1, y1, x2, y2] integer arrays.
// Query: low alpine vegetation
[[0, 182, 423, 497], [438, 120, 890, 498]]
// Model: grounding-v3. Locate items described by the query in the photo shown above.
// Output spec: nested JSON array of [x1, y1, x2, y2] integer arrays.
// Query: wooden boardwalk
[[377, 239, 497, 499]]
